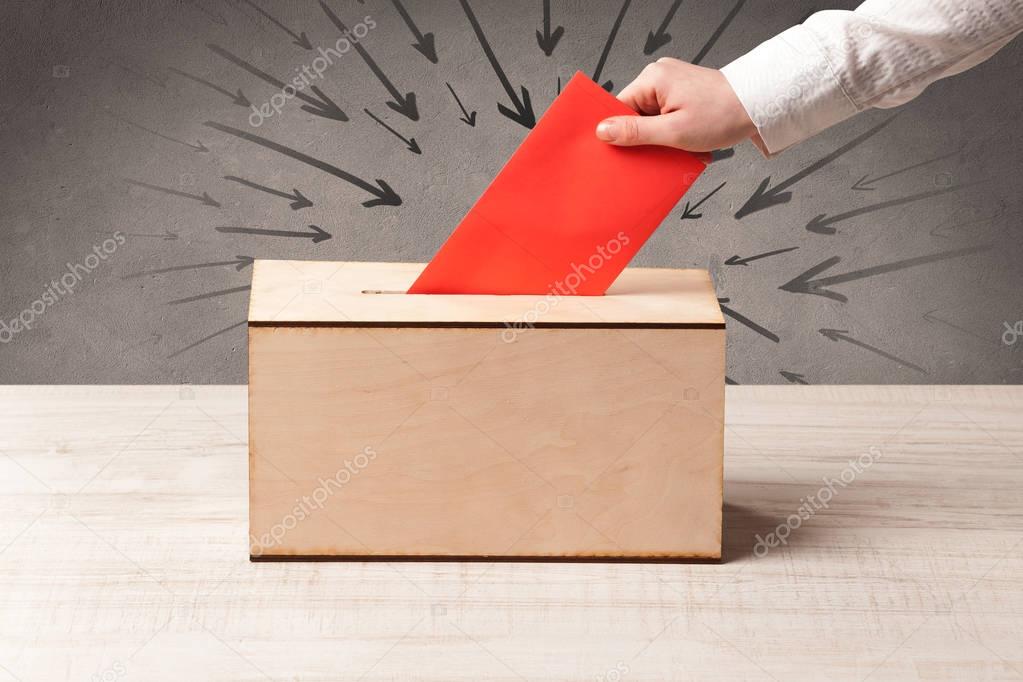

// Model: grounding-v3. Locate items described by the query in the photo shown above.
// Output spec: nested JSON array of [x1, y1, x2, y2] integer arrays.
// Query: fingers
[[616, 66, 663, 115], [595, 111, 686, 148]]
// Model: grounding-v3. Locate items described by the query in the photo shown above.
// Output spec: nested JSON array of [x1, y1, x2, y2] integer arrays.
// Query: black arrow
[[717, 298, 780, 343], [593, 0, 632, 91], [319, 2, 419, 121], [692, 0, 746, 65], [445, 82, 477, 126], [459, 0, 536, 129], [923, 309, 1001, 348], [168, 285, 252, 306], [206, 43, 348, 121], [168, 67, 251, 107], [224, 175, 313, 210], [779, 245, 992, 303], [117, 231, 179, 241], [103, 58, 168, 88], [807, 185, 966, 235], [124, 180, 221, 207], [238, 0, 312, 49], [183, 0, 228, 26], [680, 181, 725, 220], [537, 0, 565, 56], [779, 371, 809, 385], [725, 376, 739, 385], [391, 0, 438, 63], [819, 328, 927, 374], [364, 108, 421, 154], [644, 0, 683, 55], [206, 121, 401, 207], [216, 225, 331, 243], [104, 109, 208, 153], [168, 321, 246, 359], [712, 147, 736, 162], [852, 148, 960, 190], [725, 246, 799, 266], [123, 256, 254, 280], [735, 114, 898, 219]]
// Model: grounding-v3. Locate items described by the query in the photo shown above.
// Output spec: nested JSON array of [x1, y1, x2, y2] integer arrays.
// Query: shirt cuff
[[720, 25, 860, 155]]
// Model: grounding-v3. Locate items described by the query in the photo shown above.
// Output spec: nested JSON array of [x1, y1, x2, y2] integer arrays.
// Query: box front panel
[[249, 325, 723, 558]]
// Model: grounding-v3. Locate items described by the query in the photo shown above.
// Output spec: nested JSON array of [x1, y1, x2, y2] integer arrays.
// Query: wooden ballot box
[[248, 261, 725, 560]]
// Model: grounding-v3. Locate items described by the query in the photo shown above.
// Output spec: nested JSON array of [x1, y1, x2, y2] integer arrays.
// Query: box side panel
[[249, 326, 723, 558]]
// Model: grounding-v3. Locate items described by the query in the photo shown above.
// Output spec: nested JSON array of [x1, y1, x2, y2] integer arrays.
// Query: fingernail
[[596, 120, 618, 141]]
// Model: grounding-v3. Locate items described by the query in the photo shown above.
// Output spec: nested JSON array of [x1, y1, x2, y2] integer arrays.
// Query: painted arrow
[[459, 0, 535, 129], [105, 109, 208, 152], [391, 0, 438, 63], [122, 256, 254, 280], [319, 1, 419, 121], [779, 370, 809, 385], [124, 180, 220, 207], [819, 328, 927, 374], [216, 225, 332, 243], [680, 181, 725, 220], [779, 245, 992, 303], [168, 67, 251, 107], [224, 175, 313, 210], [238, 0, 313, 49], [923, 309, 1000, 348], [168, 285, 252, 306], [537, 0, 565, 56], [206, 121, 401, 207], [725, 246, 799, 266], [206, 43, 348, 121], [168, 320, 246, 359], [644, 0, 683, 55], [364, 108, 421, 154], [692, 0, 746, 65], [735, 115, 898, 219], [806, 185, 965, 235], [117, 231, 179, 241], [718, 298, 780, 343], [852, 148, 961, 190], [593, 0, 632, 91], [183, 0, 228, 26], [445, 82, 477, 126], [103, 58, 167, 88]]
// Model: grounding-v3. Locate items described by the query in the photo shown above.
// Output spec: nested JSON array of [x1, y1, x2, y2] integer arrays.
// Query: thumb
[[595, 113, 682, 148]]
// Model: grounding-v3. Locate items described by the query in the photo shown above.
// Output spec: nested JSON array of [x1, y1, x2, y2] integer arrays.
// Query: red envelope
[[408, 72, 709, 295]]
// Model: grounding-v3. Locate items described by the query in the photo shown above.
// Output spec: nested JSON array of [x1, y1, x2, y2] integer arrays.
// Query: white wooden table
[[1, 386, 1020, 681]]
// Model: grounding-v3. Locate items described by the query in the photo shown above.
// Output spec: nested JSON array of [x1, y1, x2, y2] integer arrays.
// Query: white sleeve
[[719, 0, 1023, 155]]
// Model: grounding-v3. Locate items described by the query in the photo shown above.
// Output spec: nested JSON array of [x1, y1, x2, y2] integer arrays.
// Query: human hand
[[595, 58, 757, 151]]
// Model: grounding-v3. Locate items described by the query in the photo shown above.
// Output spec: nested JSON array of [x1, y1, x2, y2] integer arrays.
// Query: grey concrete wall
[[1, 0, 1021, 384]]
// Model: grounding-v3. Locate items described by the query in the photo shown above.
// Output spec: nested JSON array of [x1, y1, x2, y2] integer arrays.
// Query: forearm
[[721, 0, 1023, 155]]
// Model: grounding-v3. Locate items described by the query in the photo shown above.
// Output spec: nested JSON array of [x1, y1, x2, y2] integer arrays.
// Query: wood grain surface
[[249, 325, 724, 559], [1, 385, 1021, 681], [248, 261, 725, 326]]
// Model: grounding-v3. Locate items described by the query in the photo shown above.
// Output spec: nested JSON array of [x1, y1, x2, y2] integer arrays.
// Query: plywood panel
[[248, 325, 724, 558]]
